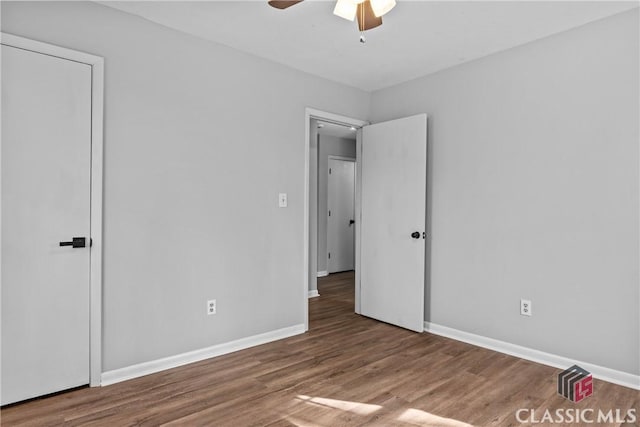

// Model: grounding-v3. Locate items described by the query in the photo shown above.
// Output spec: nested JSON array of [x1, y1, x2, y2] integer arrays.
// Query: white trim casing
[[327, 155, 356, 163], [424, 321, 640, 391], [317, 271, 329, 278], [101, 324, 305, 386], [308, 290, 320, 298], [0, 33, 104, 388], [354, 129, 363, 314], [89, 45, 105, 389], [304, 112, 311, 331]]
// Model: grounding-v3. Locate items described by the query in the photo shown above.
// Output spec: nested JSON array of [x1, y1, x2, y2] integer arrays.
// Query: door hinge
[[328, 210, 331, 216], [329, 168, 332, 174], [328, 252, 331, 259]]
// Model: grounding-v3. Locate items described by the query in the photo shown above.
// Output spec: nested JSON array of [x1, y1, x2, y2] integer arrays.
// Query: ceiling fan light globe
[[333, 0, 358, 21], [370, 0, 396, 17]]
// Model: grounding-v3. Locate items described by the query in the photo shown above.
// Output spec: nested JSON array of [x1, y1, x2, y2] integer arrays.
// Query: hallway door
[[327, 158, 356, 273]]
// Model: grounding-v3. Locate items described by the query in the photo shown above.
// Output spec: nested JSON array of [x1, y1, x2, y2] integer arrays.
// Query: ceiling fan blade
[[268, 0, 303, 10], [357, 0, 382, 31]]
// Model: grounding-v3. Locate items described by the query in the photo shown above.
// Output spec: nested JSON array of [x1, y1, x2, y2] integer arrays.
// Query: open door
[[359, 114, 427, 332]]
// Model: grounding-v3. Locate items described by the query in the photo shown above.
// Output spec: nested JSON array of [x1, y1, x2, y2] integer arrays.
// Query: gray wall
[[1, 1, 370, 371], [371, 9, 639, 375], [317, 135, 356, 274], [3, 1, 637, 379]]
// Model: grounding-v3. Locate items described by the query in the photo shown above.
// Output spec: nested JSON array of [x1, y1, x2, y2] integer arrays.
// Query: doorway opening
[[303, 108, 367, 331], [304, 110, 429, 334]]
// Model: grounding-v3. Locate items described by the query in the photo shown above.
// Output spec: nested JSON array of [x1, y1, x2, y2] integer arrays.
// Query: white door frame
[[1, 33, 104, 387], [328, 155, 356, 161], [326, 155, 356, 273], [303, 108, 367, 331]]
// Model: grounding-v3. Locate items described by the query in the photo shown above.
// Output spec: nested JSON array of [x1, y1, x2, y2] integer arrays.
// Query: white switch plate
[[279, 193, 287, 208]]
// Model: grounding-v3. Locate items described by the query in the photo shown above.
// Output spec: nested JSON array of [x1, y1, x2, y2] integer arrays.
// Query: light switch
[[279, 193, 288, 208]]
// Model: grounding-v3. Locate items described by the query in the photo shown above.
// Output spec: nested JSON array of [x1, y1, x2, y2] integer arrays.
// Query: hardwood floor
[[2, 271, 638, 426]]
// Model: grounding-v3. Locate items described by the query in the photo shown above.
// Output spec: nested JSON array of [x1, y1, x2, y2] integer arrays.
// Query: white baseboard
[[317, 271, 328, 278], [308, 290, 320, 298], [424, 322, 639, 391], [101, 324, 305, 386]]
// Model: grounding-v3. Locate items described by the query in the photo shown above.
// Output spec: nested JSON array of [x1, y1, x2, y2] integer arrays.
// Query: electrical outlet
[[207, 299, 217, 315], [520, 299, 532, 316]]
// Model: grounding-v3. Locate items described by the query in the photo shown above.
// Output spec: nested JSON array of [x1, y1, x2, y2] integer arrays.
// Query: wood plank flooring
[[2, 271, 638, 426]]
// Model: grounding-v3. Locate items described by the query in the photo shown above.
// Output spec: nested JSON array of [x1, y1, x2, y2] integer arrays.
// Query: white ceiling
[[99, 1, 638, 92]]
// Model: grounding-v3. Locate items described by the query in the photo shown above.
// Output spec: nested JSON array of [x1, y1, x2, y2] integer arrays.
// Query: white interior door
[[1, 44, 92, 405], [327, 158, 355, 273], [360, 114, 427, 332]]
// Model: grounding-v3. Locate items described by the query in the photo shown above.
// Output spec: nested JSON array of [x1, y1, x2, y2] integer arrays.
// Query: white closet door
[[1, 44, 92, 404]]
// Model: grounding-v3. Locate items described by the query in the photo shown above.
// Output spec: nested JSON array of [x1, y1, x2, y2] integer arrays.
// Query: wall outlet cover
[[207, 299, 217, 315]]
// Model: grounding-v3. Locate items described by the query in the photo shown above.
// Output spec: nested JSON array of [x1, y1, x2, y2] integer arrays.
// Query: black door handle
[[59, 237, 87, 248], [349, 219, 355, 226], [411, 232, 420, 239]]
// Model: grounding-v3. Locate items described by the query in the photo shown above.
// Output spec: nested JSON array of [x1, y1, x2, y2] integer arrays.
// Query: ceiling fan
[[268, 0, 397, 42]]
